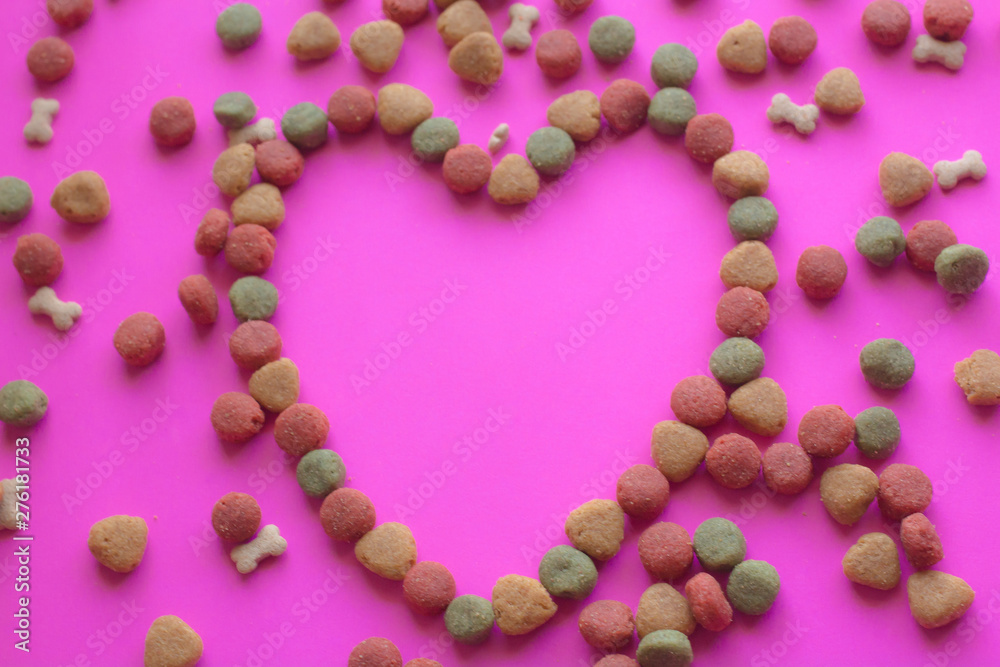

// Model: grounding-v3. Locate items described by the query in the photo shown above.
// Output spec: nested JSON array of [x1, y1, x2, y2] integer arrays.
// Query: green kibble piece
[[0, 177, 33, 223], [213, 92, 257, 129], [281, 103, 329, 151], [935, 244, 990, 295], [411, 117, 460, 163], [296, 450, 346, 497], [727, 197, 778, 242], [855, 217, 905, 267], [216, 3, 262, 50], [726, 559, 780, 615], [538, 545, 598, 600], [589, 16, 635, 64], [650, 43, 698, 89], [854, 407, 900, 460], [526, 127, 576, 177], [693, 518, 746, 571], [0, 380, 48, 427], [860, 338, 914, 390], [445, 594, 495, 644], [710, 337, 765, 386], [648, 88, 697, 136], [636, 629, 693, 667], [229, 276, 278, 322]]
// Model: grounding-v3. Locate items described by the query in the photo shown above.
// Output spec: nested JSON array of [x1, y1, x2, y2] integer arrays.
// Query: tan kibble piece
[[502, 3, 540, 51], [934, 150, 986, 190], [565, 499, 624, 561], [954, 349, 1000, 406], [228, 118, 277, 147], [51, 171, 110, 224], [728, 377, 787, 436], [88, 515, 148, 573], [492, 574, 557, 635], [636, 583, 696, 638], [29, 286, 82, 331], [351, 21, 404, 73], [820, 464, 879, 525], [437, 1, 492, 48], [144, 615, 203, 667], [232, 183, 285, 231], [547, 91, 601, 142], [717, 20, 767, 74], [355, 522, 417, 580], [712, 151, 769, 199], [651, 420, 709, 483], [377, 83, 434, 135], [720, 241, 778, 292], [814, 68, 865, 115], [24, 98, 59, 144], [879, 152, 934, 207], [230, 524, 287, 574], [449, 32, 504, 85], [908, 571, 975, 629], [213, 144, 256, 197], [287, 12, 341, 61], [488, 154, 539, 205], [249, 358, 300, 412], [843, 533, 901, 591]]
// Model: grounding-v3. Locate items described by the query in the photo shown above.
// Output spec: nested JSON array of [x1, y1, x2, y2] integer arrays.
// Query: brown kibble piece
[[488, 154, 539, 205], [377, 84, 433, 135], [670, 375, 727, 428], [815, 68, 865, 115], [287, 12, 341, 61], [712, 151, 769, 199], [879, 152, 934, 207], [27, 36, 74, 82], [536, 29, 582, 79], [144, 615, 203, 667], [796, 245, 848, 299], [213, 143, 256, 197], [651, 420, 709, 483], [820, 464, 879, 525], [195, 209, 229, 256], [449, 32, 503, 85], [321, 488, 377, 542], [843, 533, 901, 590], [728, 377, 788, 436], [636, 583, 696, 638], [404, 561, 456, 615], [901, 513, 944, 570], [249, 358, 300, 412], [717, 20, 767, 74], [548, 90, 601, 142], [716, 287, 769, 338], [437, 1, 491, 48], [383, 0, 427, 26], [51, 171, 110, 224], [565, 499, 624, 561], [351, 21, 405, 74], [492, 574, 557, 635], [212, 492, 261, 542], [907, 571, 975, 629], [954, 350, 1000, 406], [720, 241, 778, 292], [328, 86, 377, 134], [178, 275, 218, 325], [88, 515, 148, 573], [355, 522, 417, 580], [232, 184, 285, 231], [47, 0, 93, 29]]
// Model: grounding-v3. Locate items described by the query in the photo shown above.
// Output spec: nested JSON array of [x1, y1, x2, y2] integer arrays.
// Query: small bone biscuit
[[502, 3, 540, 51], [934, 150, 986, 189], [228, 118, 277, 147], [766, 93, 819, 135], [0, 479, 16, 530], [24, 98, 59, 144], [231, 523, 287, 574], [489, 123, 510, 153], [912, 34, 965, 70], [29, 286, 82, 331]]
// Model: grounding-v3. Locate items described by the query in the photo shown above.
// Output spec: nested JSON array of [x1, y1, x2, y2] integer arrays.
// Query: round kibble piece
[[287, 12, 340, 61], [843, 532, 901, 590], [538, 545, 597, 600], [796, 245, 847, 299], [727, 560, 780, 615], [216, 3, 262, 49], [492, 575, 557, 636], [488, 155, 539, 205], [404, 661, 442, 667], [589, 16, 635, 64], [720, 241, 778, 292], [383, 0, 427, 26], [442, 145, 492, 194], [596, 657, 638, 667], [214, 92, 257, 129], [178, 275, 218, 325], [863, 1, 912, 46], [249, 358, 300, 412], [648, 88, 697, 137], [717, 20, 767, 74], [600, 79, 649, 134], [26, 36, 74, 82], [225, 223, 276, 274], [348, 637, 402, 667], [905, 220, 957, 272], [0, 177, 32, 223], [924, 0, 973, 42], [320, 488, 376, 542], [636, 629, 692, 667], [328, 86, 377, 134], [229, 321, 282, 370], [638, 522, 692, 581], [901, 513, 944, 570], [13, 233, 63, 286], [553, 0, 593, 12], [935, 244, 989, 295], [878, 463, 932, 520], [210, 392, 264, 443], [548, 90, 601, 142], [213, 143, 256, 197], [255, 140, 304, 187], [706, 434, 762, 489], [114, 313, 165, 367], [212, 492, 261, 542], [716, 287, 769, 338], [907, 571, 975, 629], [854, 406, 900, 459], [526, 127, 575, 177], [579, 600, 634, 652], [0, 380, 48, 427], [954, 349, 1000, 406], [768, 16, 816, 65], [820, 464, 879, 525], [815, 68, 865, 115], [404, 561, 456, 614], [536, 29, 582, 79], [437, 1, 490, 48], [879, 152, 933, 207], [856, 216, 905, 267], [297, 449, 346, 497], [47, 0, 93, 29], [230, 276, 279, 322], [195, 209, 229, 256], [710, 337, 765, 386], [693, 518, 746, 571], [670, 375, 726, 428], [449, 32, 503, 85], [232, 183, 285, 230], [713, 151, 769, 199], [727, 197, 777, 242], [445, 595, 495, 644], [144, 615, 203, 667], [275, 403, 329, 457], [651, 44, 698, 89], [617, 464, 670, 520], [651, 421, 709, 483], [150, 97, 196, 147], [378, 84, 433, 135], [355, 522, 417, 580], [412, 117, 460, 163], [685, 573, 732, 632], [762, 442, 813, 495], [88, 515, 148, 573], [565, 499, 624, 561], [350, 20, 404, 74], [728, 378, 788, 436], [281, 103, 328, 151], [684, 114, 733, 164], [51, 171, 110, 224], [798, 405, 854, 458], [636, 584, 695, 638], [860, 338, 915, 390]]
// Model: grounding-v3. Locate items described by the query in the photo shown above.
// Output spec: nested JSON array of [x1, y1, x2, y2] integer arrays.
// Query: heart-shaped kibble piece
[[492, 574, 558, 635], [564, 499, 625, 561], [842, 533, 901, 591], [636, 582, 696, 638], [87, 515, 148, 573], [820, 464, 879, 525], [879, 152, 934, 207], [350, 20, 404, 74], [907, 571, 976, 629], [144, 615, 204, 667], [354, 522, 417, 580], [488, 154, 540, 205], [448, 32, 504, 85]]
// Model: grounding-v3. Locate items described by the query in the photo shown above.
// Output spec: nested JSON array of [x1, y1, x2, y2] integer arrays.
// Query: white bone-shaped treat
[[489, 123, 510, 154], [933, 150, 986, 190], [231, 524, 287, 574], [766, 93, 819, 135], [502, 3, 540, 51], [24, 98, 60, 144], [228, 118, 277, 147], [28, 286, 82, 331], [912, 34, 965, 70]]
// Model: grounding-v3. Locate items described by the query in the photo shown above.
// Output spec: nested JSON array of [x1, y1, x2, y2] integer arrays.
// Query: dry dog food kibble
[[26, 36, 74, 82], [636, 630, 692, 667], [255, 140, 304, 187], [502, 3, 539, 51], [636, 583, 695, 638], [47, 0, 93, 29], [768, 16, 817, 65], [349, 638, 402, 667], [854, 406, 900, 459], [554, 0, 593, 13], [275, 403, 329, 457], [878, 463, 932, 520], [600, 79, 650, 134], [935, 244, 989, 295], [442, 145, 492, 194], [579, 600, 634, 652], [596, 657, 639, 667], [437, 1, 491, 48], [378, 84, 433, 135], [565, 499, 625, 561], [328, 86, 377, 134], [856, 217, 905, 267], [863, 1, 911, 46], [144, 615, 203, 667], [404, 561, 456, 614], [538, 545, 597, 600], [231, 524, 286, 573], [548, 91, 601, 142], [617, 464, 670, 520], [195, 209, 229, 256], [713, 151, 770, 199], [320, 488, 376, 542], [815, 68, 865, 115], [536, 30, 582, 79], [860, 338, 915, 390], [670, 375, 727, 428], [412, 118, 460, 163], [710, 337, 765, 386], [28, 286, 80, 332], [684, 113, 733, 164], [954, 349, 1000, 405], [217, 3, 262, 49], [651, 420, 709, 483], [766, 94, 818, 135], [0, 381, 48, 427], [798, 405, 854, 458], [296, 450, 346, 497], [114, 313, 166, 367], [229, 321, 282, 370], [178, 275, 219, 325], [727, 197, 777, 242], [210, 392, 265, 443], [229, 118, 276, 146], [225, 224, 276, 274], [907, 571, 975, 629], [449, 32, 504, 85], [728, 377, 788, 436], [404, 661, 442, 667], [214, 92, 257, 129], [212, 492, 261, 542], [879, 152, 933, 207], [716, 287, 770, 338], [383, 0, 427, 26], [492, 574, 557, 635], [843, 533, 901, 590], [901, 513, 944, 570], [13, 233, 63, 286], [355, 522, 417, 580], [648, 88, 697, 137], [796, 245, 847, 299], [24, 98, 58, 145], [51, 170, 110, 224], [287, 12, 340, 61], [213, 143, 255, 197], [526, 127, 575, 176], [820, 464, 879, 525], [727, 560, 780, 615], [249, 358, 300, 412], [638, 522, 692, 581], [905, 220, 957, 271], [350, 21, 404, 74], [281, 103, 328, 151], [924, 0, 973, 41], [706, 434, 762, 489], [762, 442, 813, 495], [720, 241, 778, 292], [0, 176, 32, 223], [87, 515, 148, 573], [488, 155, 539, 205], [232, 183, 285, 230], [693, 518, 746, 571], [589, 16, 635, 64], [685, 573, 732, 632], [651, 44, 698, 89], [445, 595, 495, 644], [229, 276, 279, 321], [717, 20, 767, 74], [150, 97, 196, 147]]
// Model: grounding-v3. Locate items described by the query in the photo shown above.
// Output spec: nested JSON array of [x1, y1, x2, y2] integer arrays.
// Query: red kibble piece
[[768, 16, 817, 65], [578, 600, 635, 653], [348, 637, 402, 667], [706, 433, 762, 490], [195, 208, 229, 256], [762, 442, 813, 495], [905, 220, 957, 272], [670, 375, 727, 428], [211, 391, 265, 444], [862, 1, 912, 47], [798, 405, 854, 458], [403, 561, 457, 615], [113, 312, 165, 366], [320, 488, 376, 542], [229, 320, 283, 370], [255, 140, 304, 187], [901, 513, 944, 570], [442, 144, 492, 195], [616, 464, 670, 520], [382, 0, 427, 26], [600, 79, 650, 134], [47, 0, 93, 29], [225, 223, 276, 274], [274, 403, 330, 457], [554, 0, 593, 13], [796, 245, 847, 299], [684, 572, 733, 632], [637, 522, 693, 581], [405, 661, 443, 667], [26, 37, 74, 82], [923, 0, 973, 42], [328, 86, 377, 134], [13, 233, 63, 286], [536, 29, 582, 79], [684, 114, 734, 164], [149, 97, 196, 147], [716, 287, 770, 338], [178, 274, 219, 325], [877, 463, 932, 520], [211, 491, 261, 542], [595, 658, 639, 667]]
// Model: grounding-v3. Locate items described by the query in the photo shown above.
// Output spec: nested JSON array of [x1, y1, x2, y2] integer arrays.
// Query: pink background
[[2, 0, 1000, 665]]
